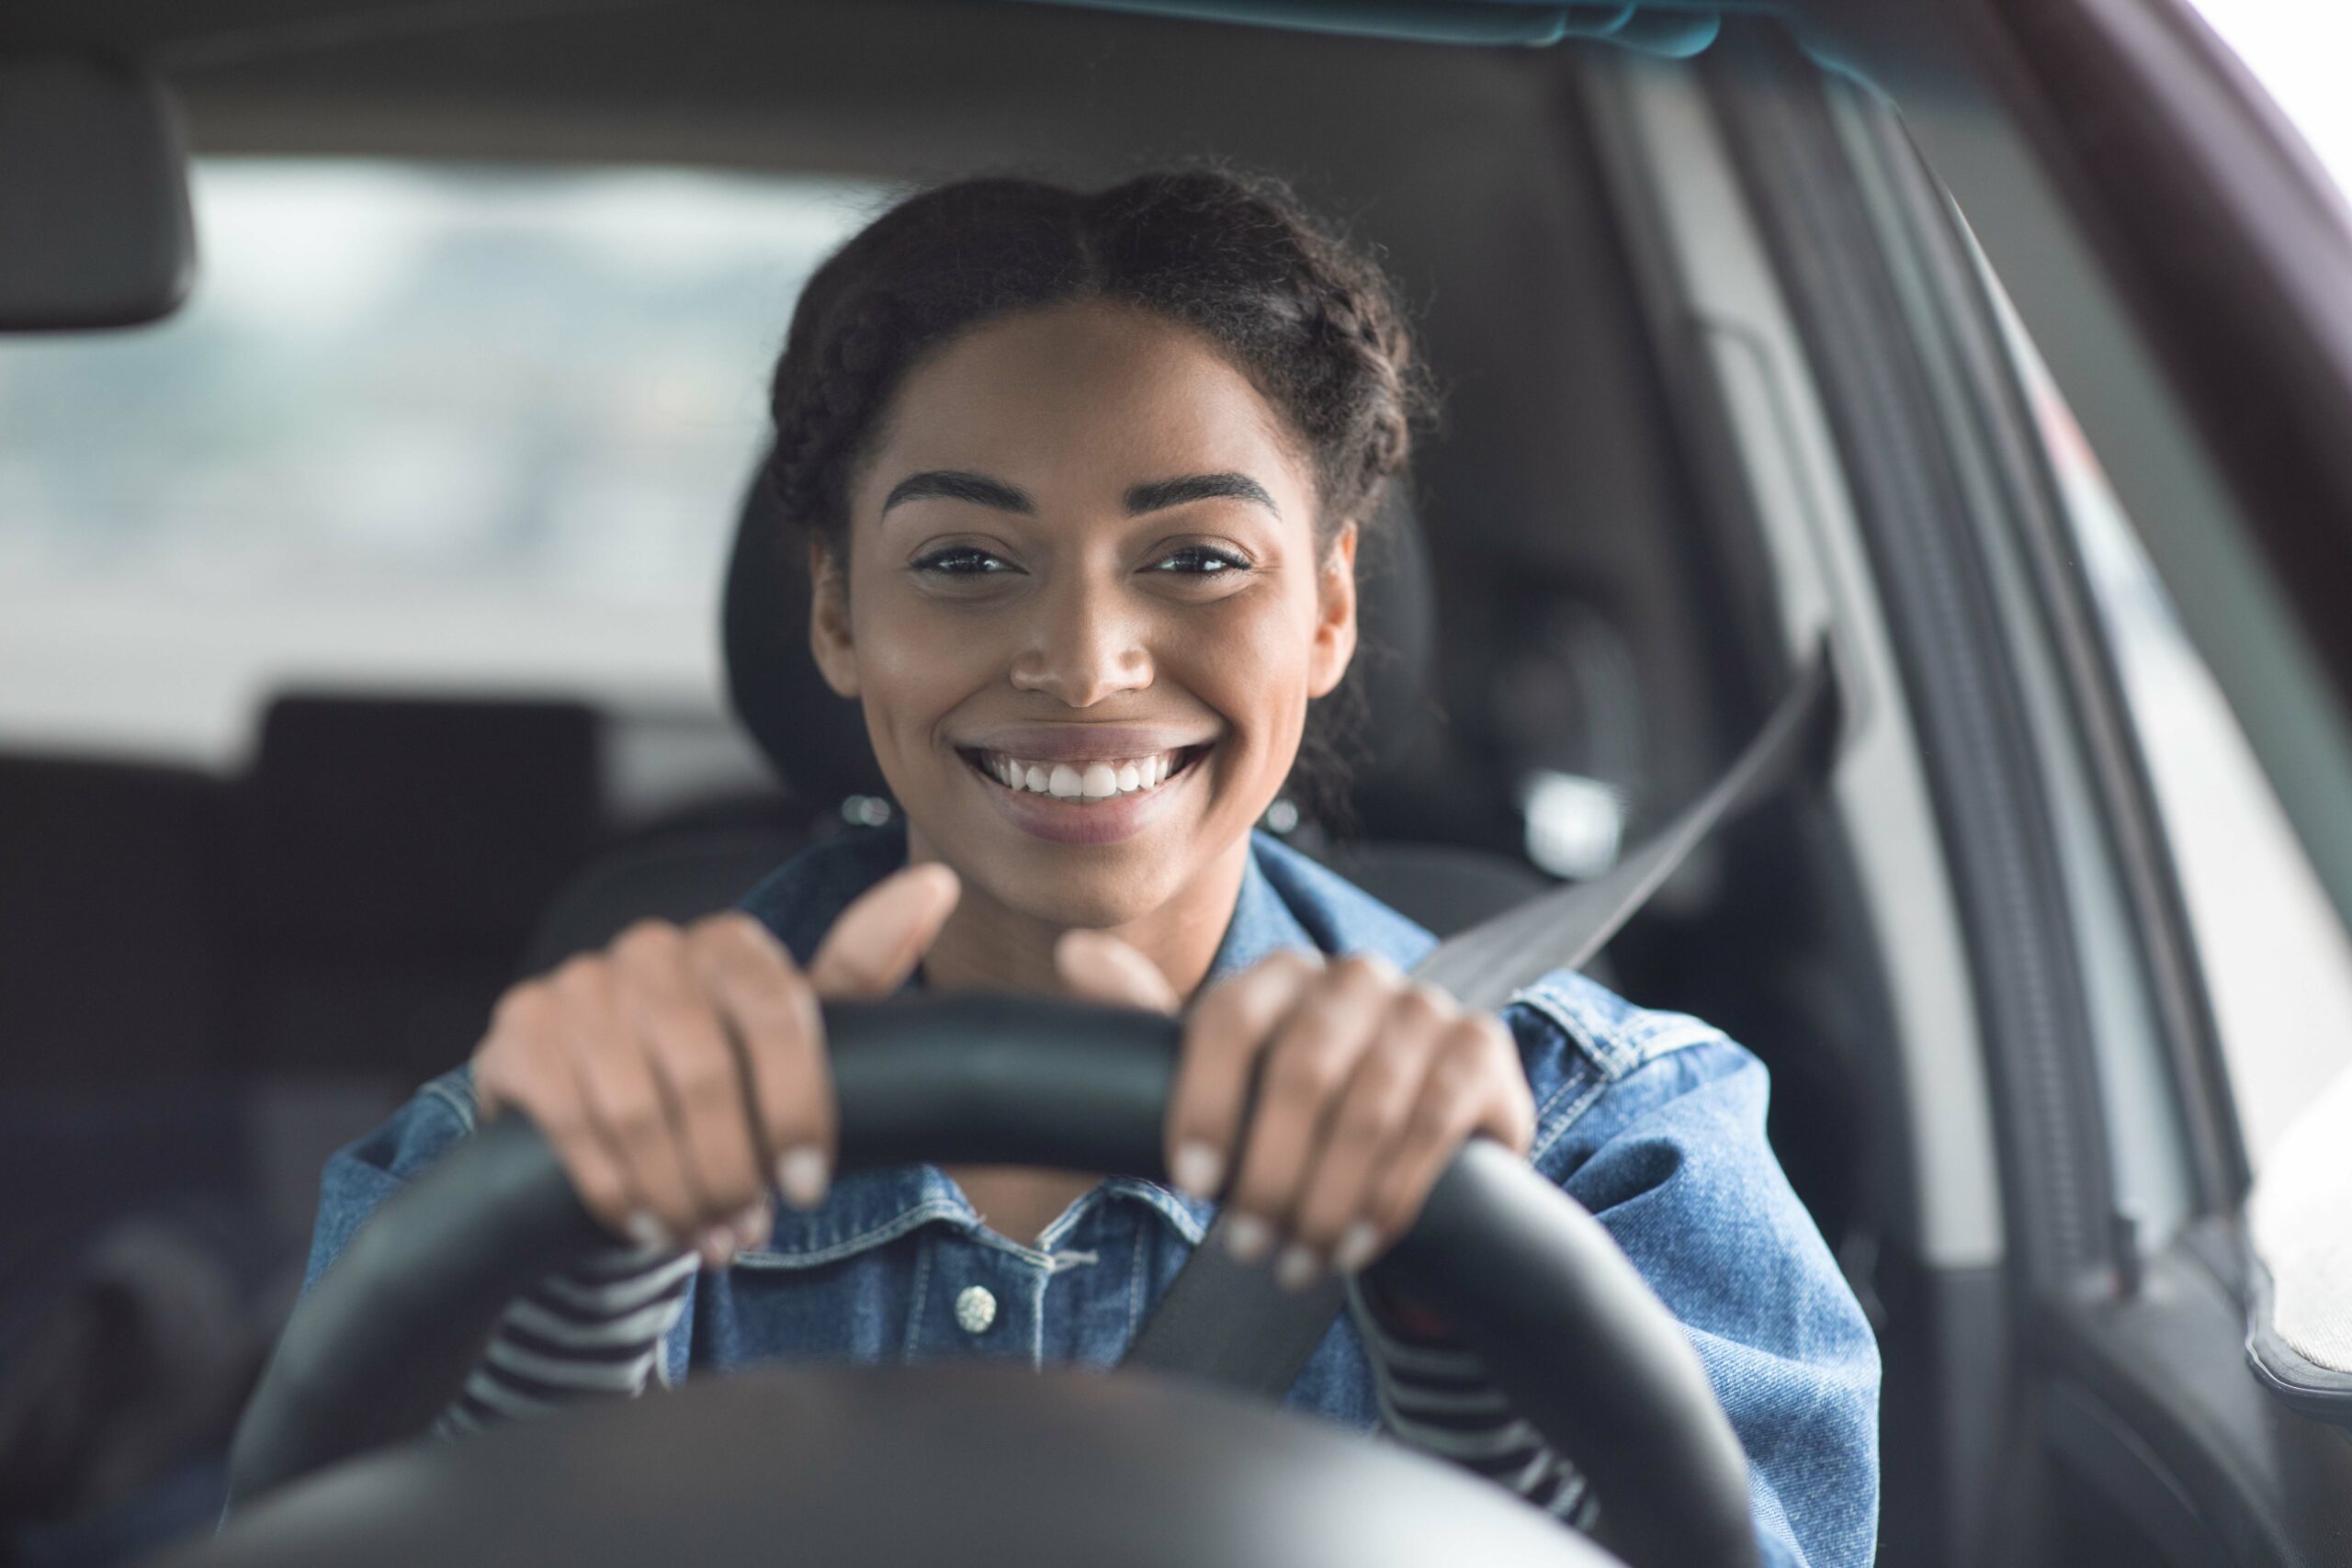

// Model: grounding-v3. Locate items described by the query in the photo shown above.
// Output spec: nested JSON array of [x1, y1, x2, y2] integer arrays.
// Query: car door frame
[[1813, 0, 2352, 954], [1678, 14, 2352, 1568]]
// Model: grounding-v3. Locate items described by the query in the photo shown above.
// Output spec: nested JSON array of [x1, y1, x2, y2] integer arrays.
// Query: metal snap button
[[955, 1284, 998, 1335]]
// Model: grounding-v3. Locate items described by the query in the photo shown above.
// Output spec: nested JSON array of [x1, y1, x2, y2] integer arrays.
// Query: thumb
[[808, 861, 961, 999], [1055, 929, 1182, 1015]]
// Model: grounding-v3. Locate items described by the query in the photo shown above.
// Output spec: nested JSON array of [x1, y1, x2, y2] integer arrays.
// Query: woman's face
[[811, 299, 1357, 931]]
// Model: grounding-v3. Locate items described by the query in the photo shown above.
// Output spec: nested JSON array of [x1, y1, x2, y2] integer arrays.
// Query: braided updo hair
[[763, 166, 1430, 820]]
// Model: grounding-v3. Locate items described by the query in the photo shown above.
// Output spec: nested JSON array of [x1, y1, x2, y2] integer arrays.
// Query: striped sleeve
[[431, 1244, 695, 1438], [1345, 1276, 1597, 1529]]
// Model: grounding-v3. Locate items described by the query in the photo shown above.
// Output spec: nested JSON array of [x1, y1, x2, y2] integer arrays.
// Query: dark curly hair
[[763, 165, 1431, 820]]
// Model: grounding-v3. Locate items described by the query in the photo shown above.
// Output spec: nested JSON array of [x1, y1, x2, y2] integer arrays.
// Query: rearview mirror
[[2245, 1066, 2352, 1427], [0, 53, 194, 331]]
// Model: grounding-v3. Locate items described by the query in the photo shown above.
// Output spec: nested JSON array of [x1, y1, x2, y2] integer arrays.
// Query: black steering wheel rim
[[223, 995, 1758, 1568]]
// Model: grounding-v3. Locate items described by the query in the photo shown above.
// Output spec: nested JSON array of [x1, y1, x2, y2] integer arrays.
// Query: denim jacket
[[305, 826, 1879, 1567]]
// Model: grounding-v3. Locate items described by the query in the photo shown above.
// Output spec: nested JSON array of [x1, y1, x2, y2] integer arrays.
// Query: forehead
[[864, 300, 1313, 500]]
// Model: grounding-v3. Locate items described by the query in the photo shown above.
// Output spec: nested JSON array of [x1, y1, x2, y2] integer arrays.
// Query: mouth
[[956, 743, 1211, 803]]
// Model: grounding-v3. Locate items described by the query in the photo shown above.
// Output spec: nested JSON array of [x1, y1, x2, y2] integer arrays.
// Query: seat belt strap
[[1121, 634, 1846, 1395], [1410, 634, 1845, 1010], [1120, 1220, 1351, 1393]]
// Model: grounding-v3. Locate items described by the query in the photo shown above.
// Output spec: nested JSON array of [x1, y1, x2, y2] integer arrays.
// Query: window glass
[[1996, 301, 2352, 1168], [2188, 1, 2352, 201], [0, 159, 882, 764]]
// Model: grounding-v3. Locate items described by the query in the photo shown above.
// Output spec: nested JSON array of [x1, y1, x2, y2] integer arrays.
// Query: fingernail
[[733, 1204, 770, 1252], [1274, 1242, 1324, 1293], [1224, 1213, 1273, 1264], [1333, 1221, 1381, 1275], [626, 1211, 670, 1250], [1170, 1142, 1224, 1200], [777, 1145, 830, 1212], [697, 1228, 734, 1269]]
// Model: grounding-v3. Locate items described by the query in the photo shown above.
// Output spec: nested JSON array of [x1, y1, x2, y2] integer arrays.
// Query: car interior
[[5, 1, 1883, 1551], [19, 1, 2348, 1564]]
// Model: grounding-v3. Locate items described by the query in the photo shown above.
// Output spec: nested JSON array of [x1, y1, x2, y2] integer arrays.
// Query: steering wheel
[[190, 997, 1758, 1568]]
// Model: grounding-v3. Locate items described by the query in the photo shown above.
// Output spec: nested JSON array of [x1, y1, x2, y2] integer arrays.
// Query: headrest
[[241, 695, 600, 955], [722, 458, 1442, 820]]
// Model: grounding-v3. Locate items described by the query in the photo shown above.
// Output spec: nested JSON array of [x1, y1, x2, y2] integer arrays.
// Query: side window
[[1992, 298, 2352, 1168]]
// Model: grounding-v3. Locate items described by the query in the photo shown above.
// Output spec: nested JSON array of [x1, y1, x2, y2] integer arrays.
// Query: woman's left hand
[[1057, 933, 1535, 1291]]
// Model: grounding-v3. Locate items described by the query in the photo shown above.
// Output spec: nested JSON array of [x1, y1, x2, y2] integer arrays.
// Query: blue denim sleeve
[[301, 1068, 478, 1293], [298, 1067, 701, 1387], [1508, 979, 1882, 1568]]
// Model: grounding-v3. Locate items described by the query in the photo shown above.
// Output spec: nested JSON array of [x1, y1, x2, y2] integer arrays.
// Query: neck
[[905, 829, 1253, 1004]]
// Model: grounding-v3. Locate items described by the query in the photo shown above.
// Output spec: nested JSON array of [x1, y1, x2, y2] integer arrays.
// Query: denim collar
[[735, 824, 1435, 1264]]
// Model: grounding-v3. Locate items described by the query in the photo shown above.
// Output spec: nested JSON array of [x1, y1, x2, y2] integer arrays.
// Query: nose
[[1007, 575, 1153, 707]]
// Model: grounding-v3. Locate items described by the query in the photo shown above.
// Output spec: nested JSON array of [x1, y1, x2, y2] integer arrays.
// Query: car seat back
[[226, 694, 603, 1082], [0, 752, 232, 1087]]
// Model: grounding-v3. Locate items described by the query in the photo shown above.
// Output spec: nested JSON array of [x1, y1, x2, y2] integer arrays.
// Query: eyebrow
[[1125, 472, 1279, 517], [877, 468, 1280, 520], [881, 470, 1035, 515]]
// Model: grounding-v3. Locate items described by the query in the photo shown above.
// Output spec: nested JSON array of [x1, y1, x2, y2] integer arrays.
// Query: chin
[[969, 840, 1187, 933]]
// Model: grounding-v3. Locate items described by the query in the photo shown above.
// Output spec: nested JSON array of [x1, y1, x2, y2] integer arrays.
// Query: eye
[[910, 546, 1017, 577], [1148, 544, 1253, 576]]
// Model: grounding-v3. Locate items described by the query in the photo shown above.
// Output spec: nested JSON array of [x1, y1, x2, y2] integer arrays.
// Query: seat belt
[[1121, 635, 1847, 1394]]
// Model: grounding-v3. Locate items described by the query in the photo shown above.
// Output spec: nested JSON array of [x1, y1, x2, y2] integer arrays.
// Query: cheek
[[844, 590, 992, 757], [1181, 590, 1320, 761]]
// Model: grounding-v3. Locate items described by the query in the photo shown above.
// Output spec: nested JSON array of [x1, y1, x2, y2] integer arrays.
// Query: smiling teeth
[[988, 751, 1182, 799]]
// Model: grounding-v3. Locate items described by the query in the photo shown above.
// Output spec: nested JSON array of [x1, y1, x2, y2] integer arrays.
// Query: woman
[[306, 169, 1878, 1566]]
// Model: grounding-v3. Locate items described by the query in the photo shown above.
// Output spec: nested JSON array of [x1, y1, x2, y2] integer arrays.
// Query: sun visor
[[2245, 1064, 2352, 1427], [0, 54, 195, 331]]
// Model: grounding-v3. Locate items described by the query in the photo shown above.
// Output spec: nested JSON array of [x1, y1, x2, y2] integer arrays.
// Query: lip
[[951, 724, 1216, 765], [959, 742, 1209, 846]]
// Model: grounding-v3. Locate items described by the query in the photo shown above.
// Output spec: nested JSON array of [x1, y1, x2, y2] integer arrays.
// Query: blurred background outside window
[[2189, 0, 2352, 204], [0, 160, 883, 767], [2104, 0, 2352, 1162], [1994, 290, 2352, 1171]]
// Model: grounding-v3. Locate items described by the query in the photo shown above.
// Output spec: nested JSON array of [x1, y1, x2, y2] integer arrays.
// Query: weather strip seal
[[1702, 27, 2117, 1294]]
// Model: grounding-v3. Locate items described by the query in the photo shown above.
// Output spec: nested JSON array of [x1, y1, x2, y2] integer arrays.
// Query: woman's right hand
[[470, 863, 961, 1269]]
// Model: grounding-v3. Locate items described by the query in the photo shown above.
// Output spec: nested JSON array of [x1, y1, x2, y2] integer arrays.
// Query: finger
[[688, 912, 836, 1213], [1289, 984, 1458, 1273], [1224, 955, 1401, 1282], [475, 986, 639, 1244], [1163, 950, 1323, 1202], [808, 862, 960, 999], [1055, 929, 1182, 1014], [1478, 1010, 1538, 1156], [547, 955, 702, 1246], [1363, 1016, 1521, 1240], [610, 921, 768, 1233]]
